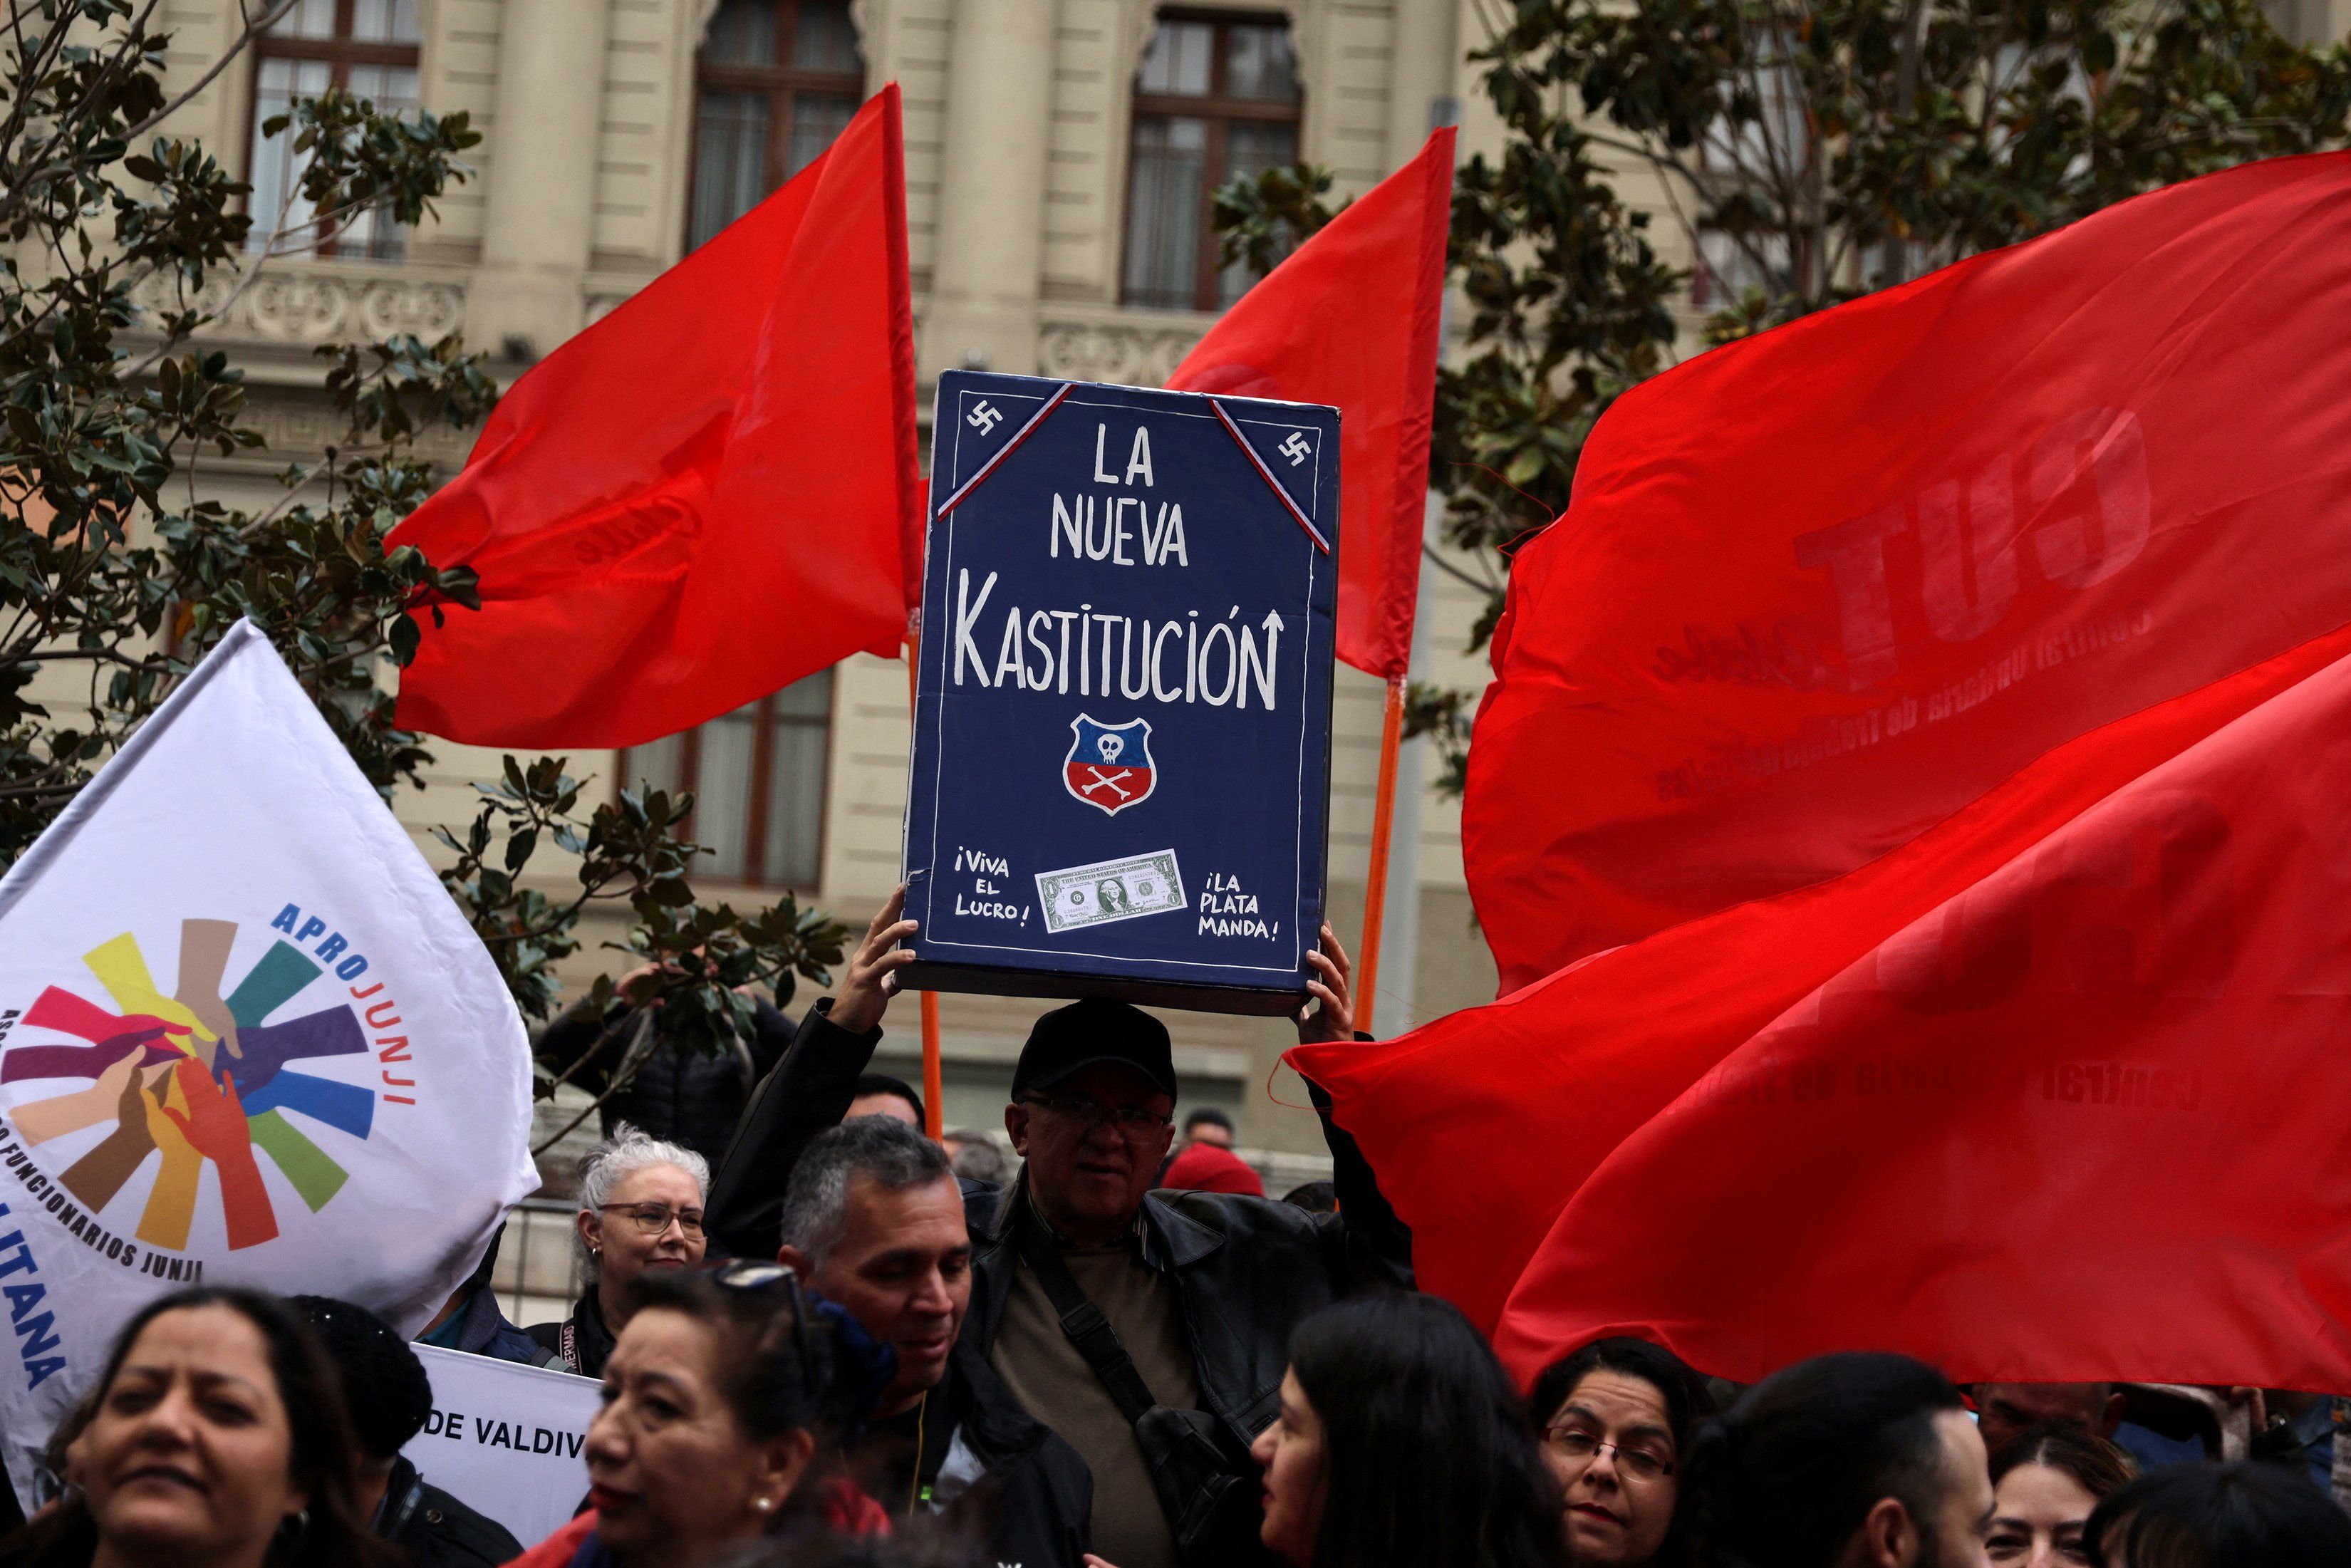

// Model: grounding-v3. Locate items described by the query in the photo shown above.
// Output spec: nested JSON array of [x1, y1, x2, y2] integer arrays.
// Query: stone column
[[466, 0, 612, 358], [1386, 0, 1456, 169], [923, 0, 1058, 377]]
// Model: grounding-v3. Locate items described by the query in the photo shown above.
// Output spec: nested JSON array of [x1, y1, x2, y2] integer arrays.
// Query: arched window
[[687, 0, 866, 250], [1122, 12, 1302, 311]]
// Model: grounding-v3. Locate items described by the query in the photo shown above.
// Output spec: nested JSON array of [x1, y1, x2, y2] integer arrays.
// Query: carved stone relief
[[1036, 318, 1203, 388], [132, 267, 470, 347]]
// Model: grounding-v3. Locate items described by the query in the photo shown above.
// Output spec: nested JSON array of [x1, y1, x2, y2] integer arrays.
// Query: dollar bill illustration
[[1037, 850, 1186, 935]]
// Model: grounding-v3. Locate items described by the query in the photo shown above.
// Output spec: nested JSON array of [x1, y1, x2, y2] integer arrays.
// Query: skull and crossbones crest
[[1062, 715, 1158, 817]]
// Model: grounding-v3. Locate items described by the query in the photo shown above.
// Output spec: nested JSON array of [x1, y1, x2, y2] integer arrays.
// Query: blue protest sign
[[902, 371, 1339, 1014]]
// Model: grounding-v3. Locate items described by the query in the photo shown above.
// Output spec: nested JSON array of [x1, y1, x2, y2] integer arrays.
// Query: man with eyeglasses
[[707, 886, 1411, 1568]]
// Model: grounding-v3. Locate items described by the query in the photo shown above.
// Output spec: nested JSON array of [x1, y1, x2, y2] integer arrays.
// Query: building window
[[1692, 227, 1793, 311], [1123, 13, 1302, 311], [247, 0, 420, 261], [618, 672, 834, 889], [688, 0, 866, 251]]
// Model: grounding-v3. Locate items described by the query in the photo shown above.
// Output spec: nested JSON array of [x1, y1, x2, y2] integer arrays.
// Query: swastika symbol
[[1279, 431, 1312, 466], [968, 400, 1003, 435]]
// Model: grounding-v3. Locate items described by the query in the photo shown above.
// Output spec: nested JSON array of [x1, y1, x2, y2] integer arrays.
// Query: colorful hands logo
[[1, 919, 375, 1251]]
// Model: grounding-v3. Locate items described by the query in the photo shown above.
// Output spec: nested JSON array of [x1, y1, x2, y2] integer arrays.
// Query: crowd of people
[[13, 888, 2351, 1568]]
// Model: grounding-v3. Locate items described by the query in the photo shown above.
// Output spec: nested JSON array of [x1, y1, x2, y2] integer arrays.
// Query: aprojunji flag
[[390, 85, 918, 749], [1166, 127, 1453, 681], [1463, 152, 2351, 995], [0, 621, 536, 1492]]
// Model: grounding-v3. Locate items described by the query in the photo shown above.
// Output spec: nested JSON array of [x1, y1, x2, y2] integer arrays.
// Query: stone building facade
[[146, 0, 2351, 1167], [148, 0, 1498, 1164]]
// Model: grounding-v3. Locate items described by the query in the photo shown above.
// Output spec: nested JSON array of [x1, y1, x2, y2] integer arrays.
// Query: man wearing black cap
[[707, 887, 1411, 1568]]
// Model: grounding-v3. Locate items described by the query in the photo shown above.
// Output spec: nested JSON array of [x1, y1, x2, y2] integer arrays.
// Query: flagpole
[[905, 638, 945, 1138], [1354, 675, 1407, 1035]]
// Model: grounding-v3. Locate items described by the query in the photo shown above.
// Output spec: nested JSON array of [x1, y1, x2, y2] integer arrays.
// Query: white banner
[[0, 621, 539, 1495], [405, 1344, 598, 1547]]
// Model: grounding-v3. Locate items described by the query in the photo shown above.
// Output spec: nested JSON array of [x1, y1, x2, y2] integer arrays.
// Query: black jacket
[[707, 1003, 1413, 1560], [909, 1341, 1096, 1568], [536, 998, 796, 1171], [378, 1455, 523, 1568]]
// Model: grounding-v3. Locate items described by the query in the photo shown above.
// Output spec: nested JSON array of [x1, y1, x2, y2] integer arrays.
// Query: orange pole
[[906, 639, 945, 1138], [1354, 675, 1407, 1036]]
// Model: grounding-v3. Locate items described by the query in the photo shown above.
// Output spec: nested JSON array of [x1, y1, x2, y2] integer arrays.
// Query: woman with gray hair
[[528, 1123, 710, 1376]]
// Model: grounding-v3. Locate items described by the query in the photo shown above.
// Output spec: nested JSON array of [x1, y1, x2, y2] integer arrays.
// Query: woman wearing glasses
[[1530, 1337, 1716, 1568], [509, 1261, 884, 1568], [529, 1126, 711, 1377]]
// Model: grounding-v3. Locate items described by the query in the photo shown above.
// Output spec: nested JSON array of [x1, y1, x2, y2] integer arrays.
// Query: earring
[[753, 1497, 773, 1513]]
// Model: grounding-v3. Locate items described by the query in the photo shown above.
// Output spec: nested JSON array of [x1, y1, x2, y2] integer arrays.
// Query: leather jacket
[[707, 1000, 1415, 1458]]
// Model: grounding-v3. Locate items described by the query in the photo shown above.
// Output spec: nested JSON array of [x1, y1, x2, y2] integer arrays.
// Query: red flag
[[1485, 625, 2351, 1388], [1296, 617, 2351, 1391], [390, 87, 918, 748], [1166, 128, 1453, 680], [1465, 153, 2351, 993]]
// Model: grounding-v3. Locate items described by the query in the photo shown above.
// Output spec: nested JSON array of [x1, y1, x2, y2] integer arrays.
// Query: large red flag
[[391, 87, 918, 748], [1166, 128, 1453, 679], [1292, 620, 2351, 1345], [1297, 616, 2351, 1391], [1485, 624, 2351, 1388], [1465, 152, 2351, 993]]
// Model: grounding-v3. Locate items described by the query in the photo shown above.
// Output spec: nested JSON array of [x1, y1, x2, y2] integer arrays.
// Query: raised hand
[[831, 885, 919, 1034], [14, 1050, 155, 1144], [172, 918, 244, 1061], [1294, 923, 1356, 1044], [138, 1066, 202, 1250], [60, 1062, 160, 1210], [160, 1059, 278, 1250]]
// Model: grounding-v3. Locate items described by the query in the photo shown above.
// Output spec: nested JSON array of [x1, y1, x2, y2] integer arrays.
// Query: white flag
[[0, 621, 538, 1494]]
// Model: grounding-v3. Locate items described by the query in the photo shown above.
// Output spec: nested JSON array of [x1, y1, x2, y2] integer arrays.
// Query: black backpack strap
[[1012, 1207, 1160, 1426]]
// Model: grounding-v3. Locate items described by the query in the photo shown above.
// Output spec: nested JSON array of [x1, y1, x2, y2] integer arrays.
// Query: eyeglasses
[[598, 1203, 705, 1238], [1018, 1092, 1171, 1141], [1545, 1428, 1676, 1483]]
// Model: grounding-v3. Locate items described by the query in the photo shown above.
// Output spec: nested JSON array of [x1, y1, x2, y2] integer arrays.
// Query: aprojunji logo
[[0, 906, 403, 1252]]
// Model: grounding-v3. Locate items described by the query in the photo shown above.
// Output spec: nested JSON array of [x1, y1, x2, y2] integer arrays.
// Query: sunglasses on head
[[709, 1257, 817, 1393]]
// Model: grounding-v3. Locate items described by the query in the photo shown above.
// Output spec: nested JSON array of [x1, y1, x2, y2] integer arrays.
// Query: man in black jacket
[[707, 888, 1412, 1568], [776, 1115, 1091, 1567]]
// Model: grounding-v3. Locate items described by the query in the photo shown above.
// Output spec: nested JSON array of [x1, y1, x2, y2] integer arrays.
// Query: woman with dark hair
[[1243, 1292, 1566, 1568], [1987, 1426, 2135, 1567], [1530, 1338, 1716, 1567], [6, 1286, 395, 1568], [509, 1260, 883, 1568], [2086, 1460, 2351, 1567]]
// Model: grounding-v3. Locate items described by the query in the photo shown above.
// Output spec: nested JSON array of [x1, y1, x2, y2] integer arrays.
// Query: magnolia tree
[[0, 0, 842, 1151], [1225, 0, 2351, 791]]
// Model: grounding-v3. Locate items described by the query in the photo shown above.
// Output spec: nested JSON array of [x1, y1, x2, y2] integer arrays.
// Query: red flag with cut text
[[1298, 618, 2351, 1388], [1167, 128, 1453, 680], [390, 86, 919, 749], [1463, 153, 2351, 994], [1291, 152, 2351, 1389]]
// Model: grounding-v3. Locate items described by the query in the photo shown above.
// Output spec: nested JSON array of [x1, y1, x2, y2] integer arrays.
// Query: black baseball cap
[[1011, 998, 1177, 1100]]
